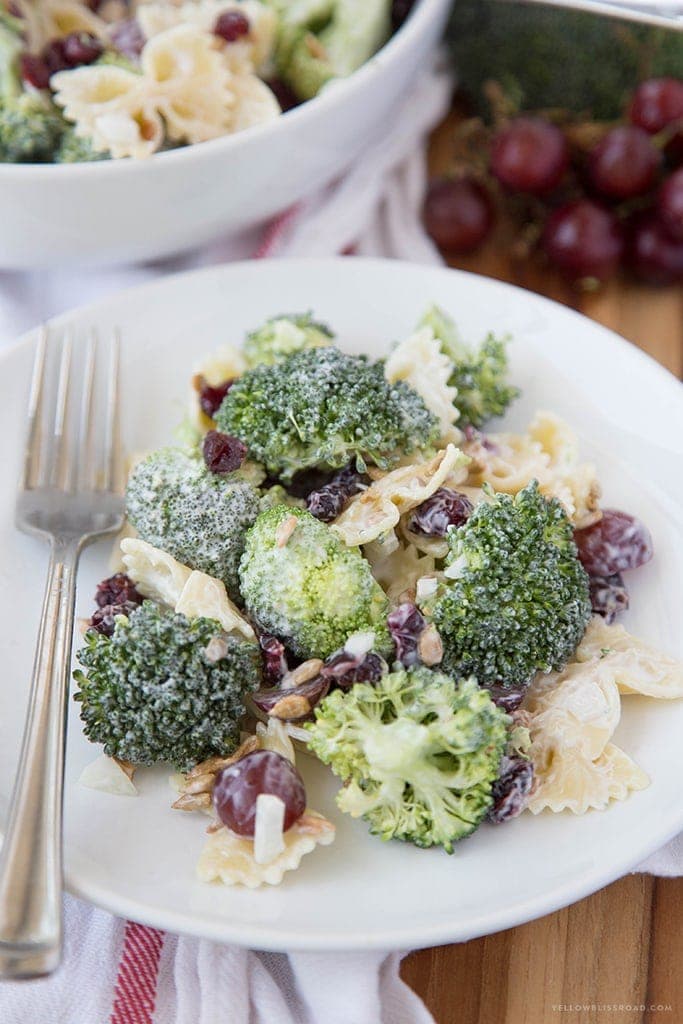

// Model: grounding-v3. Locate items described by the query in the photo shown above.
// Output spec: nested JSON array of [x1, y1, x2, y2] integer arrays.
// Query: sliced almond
[[305, 33, 327, 60], [183, 772, 216, 796], [185, 736, 259, 780], [114, 757, 136, 782], [269, 694, 311, 720], [275, 515, 299, 548], [172, 791, 212, 812], [281, 658, 324, 689], [418, 625, 443, 666], [204, 637, 229, 663]]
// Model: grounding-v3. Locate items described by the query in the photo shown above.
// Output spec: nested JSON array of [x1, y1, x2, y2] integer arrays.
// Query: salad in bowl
[[0, 0, 418, 163], [73, 304, 683, 890], [0, 0, 449, 267]]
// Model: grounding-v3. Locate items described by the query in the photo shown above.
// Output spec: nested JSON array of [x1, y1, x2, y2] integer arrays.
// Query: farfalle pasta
[[52, 24, 277, 158], [369, 542, 437, 604], [463, 411, 602, 528], [50, 64, 163, 159], [576, 616, 683, 699], [385, 326, 461, 445], [136, 1, 277, 70], [143, 25, 236, 144], [331, 444, 469, 547], [523, 614, 683, 816], [1, 0, 402, 164]]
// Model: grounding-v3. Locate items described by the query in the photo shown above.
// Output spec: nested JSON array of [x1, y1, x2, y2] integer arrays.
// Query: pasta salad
[[0, 0, 411, 163], [74, 305, 683, 888]]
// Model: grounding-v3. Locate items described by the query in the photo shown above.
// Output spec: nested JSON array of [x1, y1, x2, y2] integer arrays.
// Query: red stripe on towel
[[254, 205, 300, 258], [110, 922, 164, 1024]]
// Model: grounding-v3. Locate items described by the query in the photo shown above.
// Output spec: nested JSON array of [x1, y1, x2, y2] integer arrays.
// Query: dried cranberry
[[463, 424, 499, 453], [408, 488, 474, 538], [264, 77, 300, 112], [109, 19, 145, 60], [306, 463, 367, 522], [387, 603, 425, 668], [62, 32, 103, 67], [42, 39, 70, 74], [213, 11, 250, 43], [94, 573, 143, 609], [589, 573, 629, 625], [202, 430, 247, 474], [214, 750, 306, 837], [488, 756, 535, 824], [20, 54, 51, 90], [259, 634, 288, 685], [483, 684, 525, 713], [197, 376, 234, 419], [575, 509, 653, 577], [89, 601, 139, 637], [321, 650, 385, 690]]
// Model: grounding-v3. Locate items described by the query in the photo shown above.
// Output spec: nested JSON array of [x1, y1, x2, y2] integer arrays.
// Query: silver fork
[[0, 326, 125, 980]]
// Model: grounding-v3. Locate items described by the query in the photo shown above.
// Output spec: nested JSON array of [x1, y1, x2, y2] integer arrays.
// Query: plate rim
[[2, 257, 682, 951]]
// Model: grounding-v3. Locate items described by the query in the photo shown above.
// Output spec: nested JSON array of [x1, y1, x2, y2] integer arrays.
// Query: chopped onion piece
[[79, 754, 137, 797], [416, 575, 438, 603], [254, 793, 286, 865], [344, 630, 375, 659]]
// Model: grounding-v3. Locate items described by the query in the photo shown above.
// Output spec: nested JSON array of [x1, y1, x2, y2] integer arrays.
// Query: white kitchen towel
[[0, 48, 678, 1024], [0, 897, 435, 1024]]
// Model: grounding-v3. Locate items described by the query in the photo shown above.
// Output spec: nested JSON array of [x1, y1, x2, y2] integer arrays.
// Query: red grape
[[490, 117, 568, 195], [626, 212, 683, 285], [541, 200, 623, 282], [658, 168, 683, 242], [423, 177, 494, 253], [213, 750, 306, 837], [588, 126, 660, 200], [629, 78, 683, 135], [574, 509, 653, 577]]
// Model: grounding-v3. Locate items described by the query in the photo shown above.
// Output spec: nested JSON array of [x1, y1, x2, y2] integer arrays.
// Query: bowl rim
[[0, 0, 449, 180]]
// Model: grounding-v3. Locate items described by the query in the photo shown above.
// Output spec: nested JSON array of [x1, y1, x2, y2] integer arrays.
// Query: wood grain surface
[[399, 115, 683, 1024]]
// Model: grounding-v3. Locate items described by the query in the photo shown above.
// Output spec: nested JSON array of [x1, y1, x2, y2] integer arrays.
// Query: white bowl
[[0, 0, 451, 270]]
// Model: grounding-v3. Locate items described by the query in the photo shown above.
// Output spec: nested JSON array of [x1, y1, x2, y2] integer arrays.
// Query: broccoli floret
[[268, 0, 392, 100], [422, 481, 591, 689], [54, 126, 110, 163], [306, 668, 509, 851], [243, 312, 334, 368], [420, 305, 519, 429], [0, 19, 64, 163], [0, 90, 65, 163], [239, 504, 392, 660], [74, 601, 262, 771], [126, 447, 260, 601], [216, 346, 439, 481]]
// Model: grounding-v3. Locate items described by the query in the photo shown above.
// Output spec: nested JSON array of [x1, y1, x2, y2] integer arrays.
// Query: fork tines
[[22, 325, 123, 496]]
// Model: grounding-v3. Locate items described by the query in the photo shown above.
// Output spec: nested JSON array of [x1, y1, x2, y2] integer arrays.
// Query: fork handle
[[0, 539, 80, 979]]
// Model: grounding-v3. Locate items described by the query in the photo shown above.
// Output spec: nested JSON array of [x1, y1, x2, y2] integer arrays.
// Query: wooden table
[[399, 117, 683, 1024]]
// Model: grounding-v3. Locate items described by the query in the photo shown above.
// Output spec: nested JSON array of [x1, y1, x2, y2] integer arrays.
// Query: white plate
[[1, 259, 682, 952]]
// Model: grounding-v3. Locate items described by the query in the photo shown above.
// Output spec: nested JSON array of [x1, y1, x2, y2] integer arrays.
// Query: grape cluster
[[424, 78, 683, 287]]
